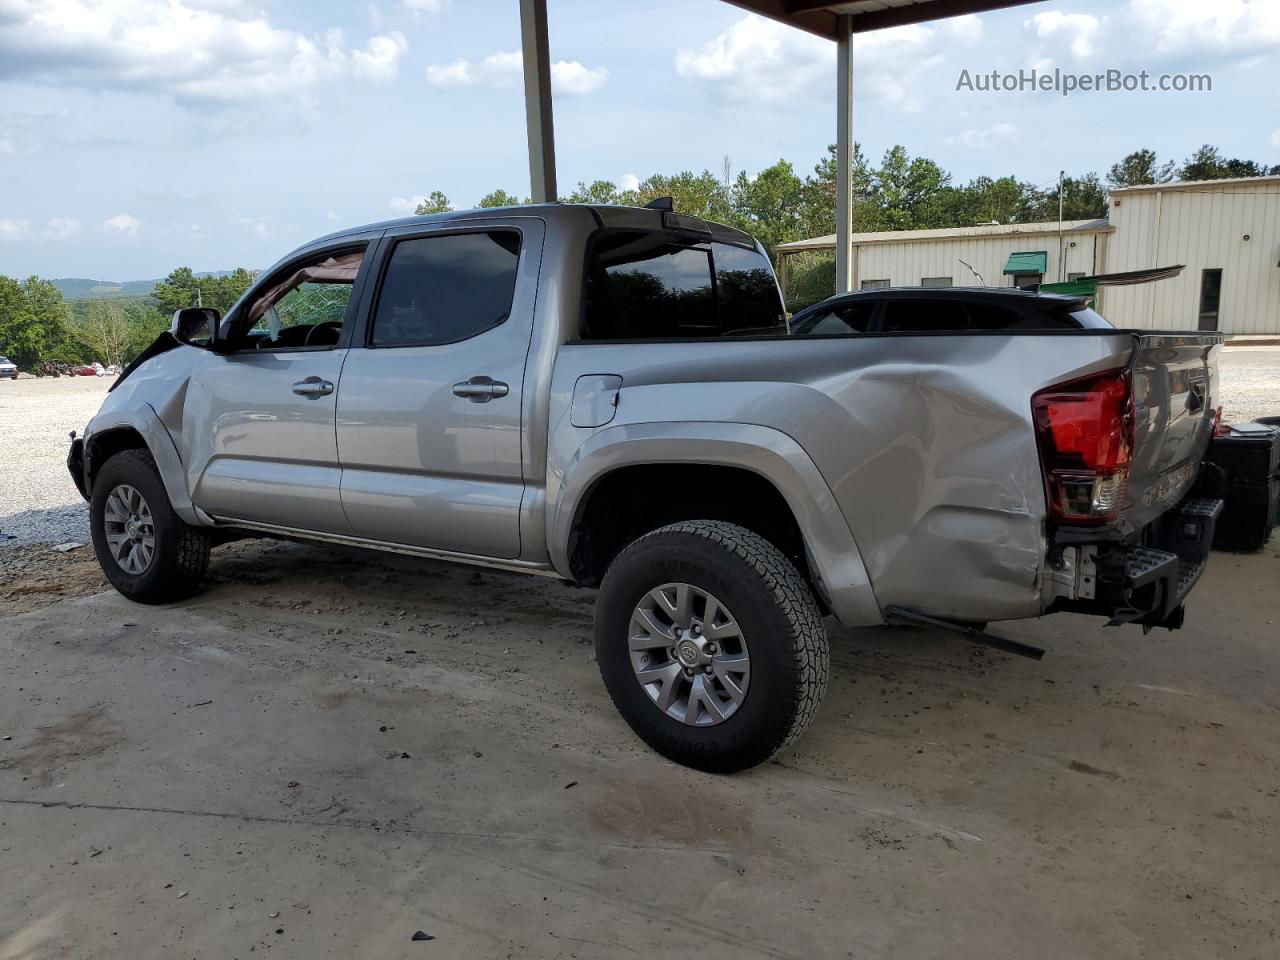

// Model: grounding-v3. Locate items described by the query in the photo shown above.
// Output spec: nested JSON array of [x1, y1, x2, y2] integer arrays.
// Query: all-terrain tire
[[90, 448, 212, 604], [595, 520, 829, 773]]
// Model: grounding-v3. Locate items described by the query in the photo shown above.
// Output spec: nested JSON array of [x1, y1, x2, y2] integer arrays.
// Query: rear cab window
[[580, 230, 786, 340], [371, 230, 521, 346]]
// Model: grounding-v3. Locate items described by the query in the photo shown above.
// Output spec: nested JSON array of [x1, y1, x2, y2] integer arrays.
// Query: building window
[[1067, 272, 1086, 282], [1198, 269, 1223, 331], [861, 278, 890, 290], [1010, 273, 1043, 289], [921, 276, 952, 288]]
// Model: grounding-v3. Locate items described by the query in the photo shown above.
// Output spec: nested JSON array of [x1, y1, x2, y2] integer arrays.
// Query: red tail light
[[1032, 369, 1134, 525]]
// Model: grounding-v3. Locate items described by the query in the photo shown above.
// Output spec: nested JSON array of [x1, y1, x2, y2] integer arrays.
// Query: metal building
[[1103, 176, 1280, 335], [776, 175, 1280, 335]]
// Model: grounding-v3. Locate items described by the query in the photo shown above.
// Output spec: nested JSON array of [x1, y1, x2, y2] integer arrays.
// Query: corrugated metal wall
[[1101, 182, 1280, 334], [853, 231, 1106, 291]]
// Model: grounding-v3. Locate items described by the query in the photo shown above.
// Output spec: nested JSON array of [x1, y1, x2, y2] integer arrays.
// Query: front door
[[335, 219, 543, 559], [183, 240, 376, 533]]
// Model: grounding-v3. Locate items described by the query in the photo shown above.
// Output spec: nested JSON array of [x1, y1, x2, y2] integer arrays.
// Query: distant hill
[[52, 277, 160, 300], [52, 270, 246, 302]]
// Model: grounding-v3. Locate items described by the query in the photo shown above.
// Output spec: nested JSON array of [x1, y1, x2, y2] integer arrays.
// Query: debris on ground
[[411, 931, 435, 942]]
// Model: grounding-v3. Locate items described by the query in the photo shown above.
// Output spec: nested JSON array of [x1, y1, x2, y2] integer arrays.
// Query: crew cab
[[69, 203, 1225, 771]]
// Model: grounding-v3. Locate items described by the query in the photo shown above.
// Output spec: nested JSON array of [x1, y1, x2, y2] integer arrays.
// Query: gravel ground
[[0, 375, 109, 552], [1, 347, 1277, 554]]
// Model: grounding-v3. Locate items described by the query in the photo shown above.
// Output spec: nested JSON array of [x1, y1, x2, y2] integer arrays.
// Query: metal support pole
[[520, 0, 557, 203], [834, 14, 854, 293]]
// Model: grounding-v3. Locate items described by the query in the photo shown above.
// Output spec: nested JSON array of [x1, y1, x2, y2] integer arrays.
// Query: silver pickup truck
[[69, 203, 1224, 771]]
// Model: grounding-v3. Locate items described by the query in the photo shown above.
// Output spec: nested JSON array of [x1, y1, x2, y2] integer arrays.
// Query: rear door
[[1125, 334, 1223, 529], [335, 217, 544, 558]]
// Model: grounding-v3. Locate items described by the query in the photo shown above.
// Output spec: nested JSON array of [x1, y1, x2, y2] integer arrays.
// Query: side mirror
[[170, 307, 221, 347]]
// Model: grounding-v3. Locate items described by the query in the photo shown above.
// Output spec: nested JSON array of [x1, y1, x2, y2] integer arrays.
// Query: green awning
[[1003, 251, 1047, 275]]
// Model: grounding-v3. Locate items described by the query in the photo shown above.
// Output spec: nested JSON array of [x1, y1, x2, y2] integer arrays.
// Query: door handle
[[292, 376, 334, 397], [452, 376, 510, 403]]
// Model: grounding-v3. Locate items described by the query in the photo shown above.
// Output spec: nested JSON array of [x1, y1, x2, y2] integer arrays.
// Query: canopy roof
[[1003, 250, 1048, 275], [721, 0, 1043, 39]]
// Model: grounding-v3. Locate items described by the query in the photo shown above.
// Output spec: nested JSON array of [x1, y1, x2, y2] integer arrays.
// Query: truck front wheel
[[90, 449, 212, 604], [595, 520, 829, 772]]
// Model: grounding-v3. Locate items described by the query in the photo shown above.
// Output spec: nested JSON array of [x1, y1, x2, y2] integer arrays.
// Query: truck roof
[[309, 202, 758, 250]]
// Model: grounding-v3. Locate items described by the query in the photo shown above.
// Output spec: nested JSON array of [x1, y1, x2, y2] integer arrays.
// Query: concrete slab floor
[[1, 540, 1278, 959]]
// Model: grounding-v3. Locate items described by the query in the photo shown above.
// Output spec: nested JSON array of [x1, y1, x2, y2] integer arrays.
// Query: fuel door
[[570, 374, 623, 428]]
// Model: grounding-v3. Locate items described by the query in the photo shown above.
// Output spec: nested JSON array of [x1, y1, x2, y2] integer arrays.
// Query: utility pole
[[1058, 170, 1065, 282]]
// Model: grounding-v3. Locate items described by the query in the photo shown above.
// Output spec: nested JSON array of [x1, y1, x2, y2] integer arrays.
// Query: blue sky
[[0, 0, 1276, 279]]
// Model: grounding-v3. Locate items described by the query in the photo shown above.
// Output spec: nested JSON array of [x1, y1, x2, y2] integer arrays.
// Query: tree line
[[0, 267, 257, 371], [2, 142, 1273, 368], [413, 142, 1276, 307]]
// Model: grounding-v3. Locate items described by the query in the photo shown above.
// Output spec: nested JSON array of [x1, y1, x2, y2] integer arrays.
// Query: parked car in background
[[69, 203, 1225, 772], [0, 355, 17, 379], [789, 286, 1113, 335]]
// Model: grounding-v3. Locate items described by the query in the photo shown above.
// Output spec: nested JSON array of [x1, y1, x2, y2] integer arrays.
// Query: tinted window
[[1068, 307, 1112, 329], [581, 231, 784, 340], [372, 231, 520, 346], [790, 300, 877, 336], [964, 302, 1070, 330], [882, 299, 968, 332], [713, 243, 786, 336]]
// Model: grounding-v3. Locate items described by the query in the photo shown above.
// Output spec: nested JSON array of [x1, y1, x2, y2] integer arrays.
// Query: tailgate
[[1123, 332, 1224, 535]]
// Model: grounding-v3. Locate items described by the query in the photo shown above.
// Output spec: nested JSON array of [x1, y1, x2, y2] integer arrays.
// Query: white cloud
[[1025, 12, 1102, 59], [619, 173, 640, 192], [550, 60, 609, 95], [944, 15, 984, 44], [403, 0, 448, 13], [45, 216, 81, 240], [388, 195, 429, 214], [1271, 129, 1280, 148], [947, 121, 1018, 149], [675, 14, 943, 106], [0, 0, 411, 104], [425, 50, 608, 95], [103, 213, 140, 236], [350, 30, 407, 81], [1125, 0, 1280, 57], [0, 218, 30, 239], [326, 210, 340, 221], [232, 215, 269, 239]]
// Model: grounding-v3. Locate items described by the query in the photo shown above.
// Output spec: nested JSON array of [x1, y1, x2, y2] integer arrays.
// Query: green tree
[[478, 188, 525, 208], [1108, 149, 1176, 188], [623, 170, 733, 223], [797, 143, 883, 237], [413, 191, 453, 215], [0, 276, 71, 369], [1180, 144, 1279, 181], [730, 160, 806, 263], [152, 267, 255, 316], [874, 146, 953, 230], [74, 300, 134, 368], [566, 180, 622, 205]]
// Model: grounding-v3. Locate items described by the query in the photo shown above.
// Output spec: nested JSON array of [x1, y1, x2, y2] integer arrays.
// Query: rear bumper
[[1047, 496, 1222, 630]]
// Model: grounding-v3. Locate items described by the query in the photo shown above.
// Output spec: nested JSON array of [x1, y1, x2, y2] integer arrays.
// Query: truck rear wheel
[[90, 449, 211, 604], [595, 520, 828, 772]]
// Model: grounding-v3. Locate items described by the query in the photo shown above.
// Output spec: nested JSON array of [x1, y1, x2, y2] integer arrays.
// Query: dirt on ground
[[1, 537, 1278, 959]]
